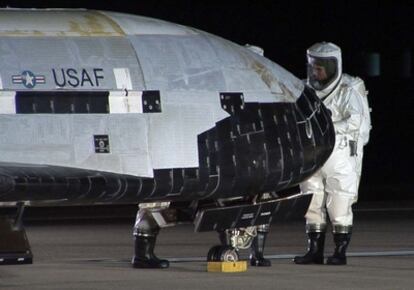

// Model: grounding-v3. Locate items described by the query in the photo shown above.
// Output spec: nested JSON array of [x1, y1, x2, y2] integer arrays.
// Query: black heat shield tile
[[0, 89, 334, 206], [177, 168, 200, 200], [170, 168, 185, 195], [194, 194, 311, 232], [148, 169, 173, 199]]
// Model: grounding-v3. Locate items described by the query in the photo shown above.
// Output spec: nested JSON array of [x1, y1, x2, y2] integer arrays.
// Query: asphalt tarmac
[[0, 204, 413, 290]]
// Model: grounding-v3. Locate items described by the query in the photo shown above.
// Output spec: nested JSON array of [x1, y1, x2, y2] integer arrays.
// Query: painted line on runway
[[355, 208, 414, 212], [347, 250, 414, 257], [265, 250, 414, 260], [167, 250, 414, 262], [76, 250, 414, 264]]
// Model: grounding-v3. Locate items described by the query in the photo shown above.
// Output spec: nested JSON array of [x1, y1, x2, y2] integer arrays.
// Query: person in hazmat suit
[[294, 42, 371, 265]]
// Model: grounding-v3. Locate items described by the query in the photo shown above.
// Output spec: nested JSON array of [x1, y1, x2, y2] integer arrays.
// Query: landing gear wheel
[[218, 246, 239, 262], [207, 245, 222, 261], [207, 245, 239, 262]]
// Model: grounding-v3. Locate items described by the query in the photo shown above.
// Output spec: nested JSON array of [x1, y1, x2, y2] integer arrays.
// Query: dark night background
[[2, 1, 413, 202]]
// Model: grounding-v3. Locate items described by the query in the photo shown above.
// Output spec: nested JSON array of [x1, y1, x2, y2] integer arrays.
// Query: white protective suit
[[300, 42, 371, 234]]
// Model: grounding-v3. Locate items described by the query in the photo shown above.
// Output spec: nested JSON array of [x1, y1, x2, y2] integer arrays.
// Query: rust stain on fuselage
[[249, 59, 278, 89], [243, 51, 297, 100], [68, 13, 125, 36], [0, 11, 125, 37], [243, 51, 299, 100]]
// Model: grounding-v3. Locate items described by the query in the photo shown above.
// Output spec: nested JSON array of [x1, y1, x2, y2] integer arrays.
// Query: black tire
[[207, 245, 222, 261]]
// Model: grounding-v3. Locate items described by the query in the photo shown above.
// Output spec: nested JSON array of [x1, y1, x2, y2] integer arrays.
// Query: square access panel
[[142, 90, 161, 113]]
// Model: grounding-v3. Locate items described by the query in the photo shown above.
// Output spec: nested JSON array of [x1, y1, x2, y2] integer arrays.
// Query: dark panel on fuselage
[[15, 91, 110, 114], [142, 90, 162, 113]]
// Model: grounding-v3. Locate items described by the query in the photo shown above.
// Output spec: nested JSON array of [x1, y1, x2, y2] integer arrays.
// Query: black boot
[[132, 235, 169, 268], [250, 231, 271, 267], [326, 233, 351, 265], [293, 232, 325, 264]]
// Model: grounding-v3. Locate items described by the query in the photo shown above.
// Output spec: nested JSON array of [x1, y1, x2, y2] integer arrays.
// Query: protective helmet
[[306, 42, 342, 97]]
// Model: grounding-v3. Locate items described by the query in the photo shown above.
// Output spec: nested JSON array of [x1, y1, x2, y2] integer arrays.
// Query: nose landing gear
[[207, 245, 239, 262]]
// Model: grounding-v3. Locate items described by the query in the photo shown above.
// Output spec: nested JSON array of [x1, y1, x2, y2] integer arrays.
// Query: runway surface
[[1, 205, 413, 290]]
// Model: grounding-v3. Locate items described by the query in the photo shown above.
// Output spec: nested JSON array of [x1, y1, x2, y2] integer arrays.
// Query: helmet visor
[[307, 56, 338, 90]]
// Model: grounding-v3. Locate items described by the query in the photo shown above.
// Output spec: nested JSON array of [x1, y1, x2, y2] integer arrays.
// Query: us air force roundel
[[12, 71, 46, 88]]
